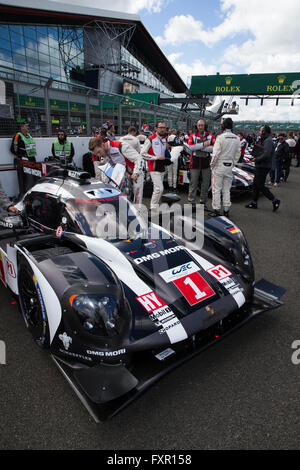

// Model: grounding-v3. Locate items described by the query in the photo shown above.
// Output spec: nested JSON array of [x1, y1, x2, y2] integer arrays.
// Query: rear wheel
[[18, 260, 50, 348]]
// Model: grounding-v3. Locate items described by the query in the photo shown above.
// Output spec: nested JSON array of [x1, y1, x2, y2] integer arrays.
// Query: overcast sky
[[51, 0, 300, 122]]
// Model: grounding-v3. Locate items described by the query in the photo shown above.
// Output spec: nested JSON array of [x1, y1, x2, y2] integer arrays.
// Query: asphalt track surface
[[0, 165, 299, 450]]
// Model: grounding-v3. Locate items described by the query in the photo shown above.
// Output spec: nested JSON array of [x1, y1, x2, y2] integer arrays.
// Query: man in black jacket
[[246, 125, 280, 211], [272, 134, 290, 186]]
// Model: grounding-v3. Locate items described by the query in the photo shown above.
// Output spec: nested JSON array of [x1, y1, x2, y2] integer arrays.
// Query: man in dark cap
[[10, 121, 37, 196], [10, 121, 36, 162], [102, 121, 115, 140]]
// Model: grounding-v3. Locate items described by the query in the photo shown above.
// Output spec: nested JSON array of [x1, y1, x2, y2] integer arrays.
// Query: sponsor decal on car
[[59, 349, 92, 362], [206, 264, 245, 308], [136, 292, 188, 344], [59, 332, 72, 350], [159, 261, 200, 283], [172, 272, 215, 306], [0, 220, 14, 229], [227, 226, 241, 234], [23, 166, 42, 177], [42, 163, 47, 175], [133, 245, 185, 264], [206, 264, 232, 281], [86, 349, 126, 357], [136, 292, 166, 313], [6, 258, 16, 279]]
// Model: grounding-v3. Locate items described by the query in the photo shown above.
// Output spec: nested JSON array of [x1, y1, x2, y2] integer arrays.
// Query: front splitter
[[51, 278, 285, 422]]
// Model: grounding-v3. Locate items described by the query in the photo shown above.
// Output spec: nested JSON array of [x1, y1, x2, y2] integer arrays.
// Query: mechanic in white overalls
[[210, 118, 241, 217]]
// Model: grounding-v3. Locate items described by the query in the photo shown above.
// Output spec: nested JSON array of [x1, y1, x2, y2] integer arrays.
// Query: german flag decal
[[228, 226, 241, 234]]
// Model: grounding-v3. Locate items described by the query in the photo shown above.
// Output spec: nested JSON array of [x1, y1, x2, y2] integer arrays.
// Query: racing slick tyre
[[18, 259, 50, 348]]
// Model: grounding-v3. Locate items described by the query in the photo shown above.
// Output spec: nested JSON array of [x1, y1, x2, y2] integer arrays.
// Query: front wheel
[[18, 260, 50, 348]]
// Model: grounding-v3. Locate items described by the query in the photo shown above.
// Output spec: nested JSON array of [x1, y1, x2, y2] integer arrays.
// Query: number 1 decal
[[183, 276, 207, 300], [173, 272, 215, 306]]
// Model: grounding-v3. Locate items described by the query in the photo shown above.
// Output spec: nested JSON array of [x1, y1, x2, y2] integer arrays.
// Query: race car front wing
[[51, 279, 285, 422]]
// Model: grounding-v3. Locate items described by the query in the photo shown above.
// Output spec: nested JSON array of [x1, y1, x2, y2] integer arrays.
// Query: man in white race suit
[[210, 118, 241, 217], [141, 122, 168, 210]]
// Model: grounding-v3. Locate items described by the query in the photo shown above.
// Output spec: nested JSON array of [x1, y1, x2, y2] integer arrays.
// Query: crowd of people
[[244, 127, 299, 211], [1, 118, 299, 218]]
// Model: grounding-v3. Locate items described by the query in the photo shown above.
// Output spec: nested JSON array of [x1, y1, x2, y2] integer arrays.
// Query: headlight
[[71, 294, 122, 336]]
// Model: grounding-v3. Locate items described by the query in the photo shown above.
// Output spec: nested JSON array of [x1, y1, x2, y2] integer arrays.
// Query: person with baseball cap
[[10, 121, 37, 162], [101, 121, 115, 140], [10, 121, 37, 196]]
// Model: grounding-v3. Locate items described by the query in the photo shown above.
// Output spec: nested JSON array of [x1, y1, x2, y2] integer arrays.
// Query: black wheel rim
[[19, 271, 40, 328]]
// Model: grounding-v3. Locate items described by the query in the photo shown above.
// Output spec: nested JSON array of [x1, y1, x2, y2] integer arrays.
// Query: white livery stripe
[[77, 235, 188, 344], [220, 278, 245, 308], [16, 248, 62, 344]]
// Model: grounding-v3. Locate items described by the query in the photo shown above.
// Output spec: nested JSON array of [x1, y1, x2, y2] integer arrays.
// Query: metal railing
[[0, 65, 193, 137]]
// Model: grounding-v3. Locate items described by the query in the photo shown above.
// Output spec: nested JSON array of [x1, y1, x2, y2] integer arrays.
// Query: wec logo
[[172, 263, 192, 276], [0, 340, 6, 365]]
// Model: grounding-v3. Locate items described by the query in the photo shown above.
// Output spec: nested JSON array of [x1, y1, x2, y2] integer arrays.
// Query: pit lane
[[0, 166, 299, 450]]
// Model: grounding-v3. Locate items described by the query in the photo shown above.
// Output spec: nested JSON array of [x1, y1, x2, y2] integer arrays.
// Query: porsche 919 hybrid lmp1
[[0, 168, 284, 421]]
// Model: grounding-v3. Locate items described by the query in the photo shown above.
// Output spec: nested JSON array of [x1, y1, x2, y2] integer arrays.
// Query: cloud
[[167, 52, 237, 84], [223, 43, 300, 75], [158, 0, 299, 47], [233, 97, 300, 122], [50, 0, 166, 13], [158, 0, 300, 75], [167, 53, 218, 84]]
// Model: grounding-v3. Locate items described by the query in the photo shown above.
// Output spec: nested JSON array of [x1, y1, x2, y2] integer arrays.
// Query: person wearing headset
[[246, 125, 280, 211]]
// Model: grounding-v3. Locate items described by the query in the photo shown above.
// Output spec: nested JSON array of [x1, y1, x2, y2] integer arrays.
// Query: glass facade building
[[0, 23, 175, 96], [0, 3, 189, 137], [0, 24, 84, 84]]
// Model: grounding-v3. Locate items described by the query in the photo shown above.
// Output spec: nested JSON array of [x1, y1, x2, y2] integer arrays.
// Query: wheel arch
[[16, 247, 62, 345]]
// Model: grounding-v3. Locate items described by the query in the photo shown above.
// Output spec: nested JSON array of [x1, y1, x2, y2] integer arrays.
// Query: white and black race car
[[172, 147, 254, 196], [0, 169, 284, 421]]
